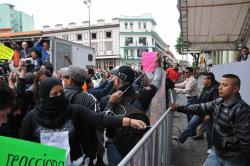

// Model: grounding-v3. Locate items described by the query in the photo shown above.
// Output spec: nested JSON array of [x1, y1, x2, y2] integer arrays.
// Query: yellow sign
[[0, 44, 14, 61]]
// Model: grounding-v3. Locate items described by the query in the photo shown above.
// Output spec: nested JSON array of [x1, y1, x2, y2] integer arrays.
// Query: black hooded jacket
[[20, 78, 123, 161]]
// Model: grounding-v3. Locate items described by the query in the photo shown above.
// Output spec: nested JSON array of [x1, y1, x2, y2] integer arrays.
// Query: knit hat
[[39, 77, 62, 99], [115, 66, 135, 83]]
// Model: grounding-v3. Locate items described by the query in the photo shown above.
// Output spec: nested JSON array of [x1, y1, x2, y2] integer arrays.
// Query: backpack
[[66, 90, 98, 159], [112, 95, 150, 156]]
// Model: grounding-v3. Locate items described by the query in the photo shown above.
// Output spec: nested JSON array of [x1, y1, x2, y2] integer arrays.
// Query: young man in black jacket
[[171, 74, 250, 166]]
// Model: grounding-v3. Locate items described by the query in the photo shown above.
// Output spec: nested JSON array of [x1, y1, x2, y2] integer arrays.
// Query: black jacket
[[21, 104, 122, 161], [103, 84, 156, 155], [64, 85, 99, 159], [176, 94, 250, 163], [199, 81, 219, 103]]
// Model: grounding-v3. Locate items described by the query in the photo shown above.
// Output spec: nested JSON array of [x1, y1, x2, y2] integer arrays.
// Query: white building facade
[[43, 14, 168, 69], [119, 14, 169, 69], [43, 19, 120, 70]]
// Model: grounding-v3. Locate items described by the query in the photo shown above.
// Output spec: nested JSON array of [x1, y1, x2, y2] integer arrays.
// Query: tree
[[175, 35, 182, 55], [175, 34, 188, 55]]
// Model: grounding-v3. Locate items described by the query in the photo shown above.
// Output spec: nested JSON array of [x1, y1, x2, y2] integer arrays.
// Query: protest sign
[[141, 52, 158, 73], [0, 44, 14, 61], [0, 136, 66, 166]]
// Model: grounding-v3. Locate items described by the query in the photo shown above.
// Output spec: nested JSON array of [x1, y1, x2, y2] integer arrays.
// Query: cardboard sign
[[0, 44, 14, 61], [141, 52, 158, 73], [0, 136, 66, 166]]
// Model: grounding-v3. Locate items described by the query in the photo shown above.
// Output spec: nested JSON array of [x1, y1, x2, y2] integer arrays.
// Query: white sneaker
[[207, 149, 212, 154]]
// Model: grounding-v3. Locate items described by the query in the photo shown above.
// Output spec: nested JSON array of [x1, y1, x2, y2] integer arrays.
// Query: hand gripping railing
[[118, 90, 174, 166]]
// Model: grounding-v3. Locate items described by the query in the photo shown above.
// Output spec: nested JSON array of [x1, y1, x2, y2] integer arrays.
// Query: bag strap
[[68, 90, 82, 103]]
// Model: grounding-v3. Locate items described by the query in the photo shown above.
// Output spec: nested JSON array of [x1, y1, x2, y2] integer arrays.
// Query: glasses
[[184, 71, 189, 74]]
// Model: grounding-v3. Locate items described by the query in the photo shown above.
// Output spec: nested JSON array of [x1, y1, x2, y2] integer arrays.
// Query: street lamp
[[84, 0, 91, 47]]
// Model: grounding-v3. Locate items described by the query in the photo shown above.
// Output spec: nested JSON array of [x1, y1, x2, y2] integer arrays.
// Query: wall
[[0, 4, 11, 29], [20, 12, 34, 31]]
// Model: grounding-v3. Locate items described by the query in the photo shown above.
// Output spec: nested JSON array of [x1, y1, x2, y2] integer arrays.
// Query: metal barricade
[[118, 90, 174, 166]]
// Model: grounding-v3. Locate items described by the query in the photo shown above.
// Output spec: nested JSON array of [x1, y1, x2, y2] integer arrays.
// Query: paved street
[[171, 112, 207, 166]]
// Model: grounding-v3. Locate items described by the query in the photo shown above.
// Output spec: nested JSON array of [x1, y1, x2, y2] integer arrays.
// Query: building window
[[125, 37, 133, 46], [96, 60, 101, 69], [103, 59, 116, 70], [105, 41, 112, 51], [84, 32, 88, 40], [137, 49, 148, 57], [139, 37, 147, 46], [138, 22, 141, 29], [143, 22, 147, 29], [124, 49, 133, 59], [99, 31, 103, 39], [77, 34, 82, 40], [62, 34, 69, 40], [125, 22, 128, 29], [99, 42, 103, 51], [130, 22, 133, 29], [105, 31, 112, 38], [92, 32, 97, 39]]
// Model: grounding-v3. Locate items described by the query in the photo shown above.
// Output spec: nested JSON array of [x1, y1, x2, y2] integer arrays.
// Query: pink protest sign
[[142, 52, 158, 73]]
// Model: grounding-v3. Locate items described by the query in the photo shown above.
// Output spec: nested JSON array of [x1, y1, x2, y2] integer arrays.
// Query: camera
[[25, 59, 32, 65], [24, 58, 35, 73]]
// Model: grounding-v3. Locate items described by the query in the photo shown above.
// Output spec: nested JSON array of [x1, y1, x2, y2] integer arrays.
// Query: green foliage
[[175, 35, 182, 55]]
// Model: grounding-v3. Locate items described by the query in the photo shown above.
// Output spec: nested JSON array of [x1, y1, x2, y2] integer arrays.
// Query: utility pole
[[84, 0, 91, 47]]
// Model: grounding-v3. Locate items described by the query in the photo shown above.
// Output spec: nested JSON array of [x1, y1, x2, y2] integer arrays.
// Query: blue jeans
[[107, 143, 124, 166], [204, 118, 213, 149], [203, 150, 247, 166], [179, 115, 203, 143]]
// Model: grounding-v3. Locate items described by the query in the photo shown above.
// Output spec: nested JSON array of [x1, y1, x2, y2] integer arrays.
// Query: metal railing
[[118, 91, 174, 166]]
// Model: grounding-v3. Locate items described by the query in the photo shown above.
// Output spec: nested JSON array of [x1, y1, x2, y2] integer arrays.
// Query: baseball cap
[[115, 66, 135, 83]]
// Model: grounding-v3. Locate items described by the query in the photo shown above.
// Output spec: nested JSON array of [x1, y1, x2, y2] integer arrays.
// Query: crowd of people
[[1, 38, 250, 165], [0, 42, 164, 165]]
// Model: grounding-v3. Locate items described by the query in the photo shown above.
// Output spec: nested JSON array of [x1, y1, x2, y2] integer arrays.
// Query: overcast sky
[[1, 0, 184, 59]]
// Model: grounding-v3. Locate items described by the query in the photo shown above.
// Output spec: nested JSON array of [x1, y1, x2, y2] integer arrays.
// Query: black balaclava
[[36, 77, 69, 129]]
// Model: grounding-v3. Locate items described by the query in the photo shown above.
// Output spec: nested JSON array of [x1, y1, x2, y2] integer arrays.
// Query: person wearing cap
[[61, 65, 100, 164], [20, 77, 147, 165], [103, 55, 163, 166]]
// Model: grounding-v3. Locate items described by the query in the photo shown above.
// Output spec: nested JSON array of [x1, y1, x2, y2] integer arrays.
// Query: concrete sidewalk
[[171, 112, 208, 166]]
